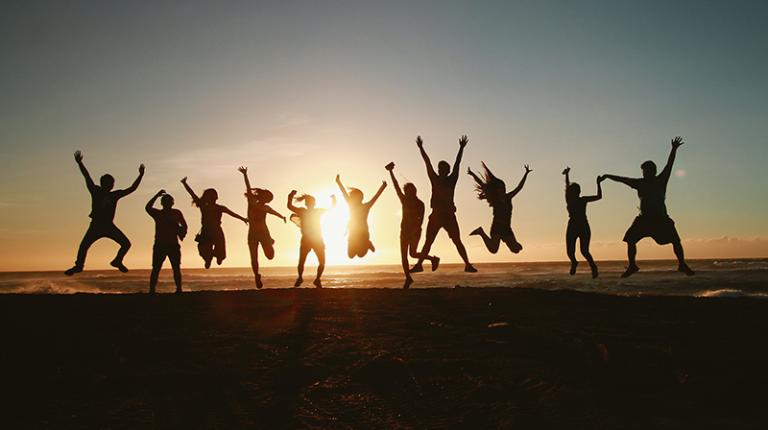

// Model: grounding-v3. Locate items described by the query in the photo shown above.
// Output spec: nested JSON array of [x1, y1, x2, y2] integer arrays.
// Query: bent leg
[[474, 227, 501, 253], [413, 217, 440, 271], [105, 225, 131, 264], [74, 225, 102, 268], [445, 217, 473, 269]]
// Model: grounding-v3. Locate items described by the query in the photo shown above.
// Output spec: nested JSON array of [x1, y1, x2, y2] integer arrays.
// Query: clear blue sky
[[1, 1, 767, 270]]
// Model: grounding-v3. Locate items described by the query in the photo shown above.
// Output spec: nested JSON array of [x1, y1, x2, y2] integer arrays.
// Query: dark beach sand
[[2, 288, 767, 429]]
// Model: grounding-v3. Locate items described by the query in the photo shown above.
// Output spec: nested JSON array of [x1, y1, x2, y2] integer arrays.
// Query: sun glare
[[314, 188, 350, 265]]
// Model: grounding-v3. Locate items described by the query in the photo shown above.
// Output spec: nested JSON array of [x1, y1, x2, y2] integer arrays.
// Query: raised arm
[[583, 176, 604, 203], [467, 166, 482, 186], [119, 164, 145, 196], [450, 135, 468, 178], [660, 136, 684, 182], [416, 136, 436, 179], [366, 181, 387, 207], [74, 151, 96, 191], [386, 164, 404, 200], [180, 177, 201, 204], [335, 175, 350, 201], [145, 189, 164, 214], [287, 190, 300, 213], [221, 206, 248, 224], [508, 165, 532, 198], [602, 174, 640, 189], [238, 166, 252, 193], [562, 167, 571, 187]]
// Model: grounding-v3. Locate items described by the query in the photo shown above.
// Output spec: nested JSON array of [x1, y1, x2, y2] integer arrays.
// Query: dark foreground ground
[[2, 288, 768, 429]]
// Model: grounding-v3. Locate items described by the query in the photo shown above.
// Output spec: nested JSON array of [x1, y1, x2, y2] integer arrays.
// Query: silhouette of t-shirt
[[491, 198, 513, 235], [89, 187, 128, 224], [148, 208, 186, 246], [348, 203, 372, 236], [429, 174, 458, 213], [566, 198, 588, 223], [200, 204, 224, 232], [631, 171, 671, 218], [294, 208, 326, 242], [401, 196, 425, 233]]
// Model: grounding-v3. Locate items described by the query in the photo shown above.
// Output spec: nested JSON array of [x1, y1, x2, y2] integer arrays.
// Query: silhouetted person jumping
[[288, 190, 335, 288], [238, 166, 286, 288], [65, 151, 144, 275], [603, 136, 695, 278], [335, 174, 387, 258], [412, 135, 477, 273], [146, 190, 187, 294], [562, 167, 603, 278], [181, 177, 247, 269], [386, 162, 439, 288], [467, 163, 530, 254]]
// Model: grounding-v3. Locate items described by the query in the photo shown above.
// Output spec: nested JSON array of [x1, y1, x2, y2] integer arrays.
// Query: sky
[[1, 0, 767, 271]]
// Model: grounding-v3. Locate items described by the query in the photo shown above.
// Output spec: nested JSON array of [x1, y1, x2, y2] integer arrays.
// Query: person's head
[[566, 183, 581, 201], [296, 194, 316, 209], [437, 160, 451, 177], [100, 174, 114, 191], [160, 194, 175, 209], [250, 188, 274, 204], [471, 163, 506, 206], [199, 188, 218, 206], [403, 182, 417, 198], [641, 160, 657, 178], [348, 188, 364, 204]]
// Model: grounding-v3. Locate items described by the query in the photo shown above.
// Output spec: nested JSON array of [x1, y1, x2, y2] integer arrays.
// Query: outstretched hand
[[416, 136, 423, 148], [139, 164, 145, 174], [597, 175, 605, 183], [458, 135, 469, 148], [156, 189, 166, 196], [562, 167, 570, 175], [238, 166, 247, 174], [289, 189, 297, 197], [381, 180, 387, 188], [524, 164, 532, 174], [335, 174, 341, 183], [671, 136, 684, 149], [180, 176, 187, 184], [385, 162, 395, 171], [74, 150, 83, 163]]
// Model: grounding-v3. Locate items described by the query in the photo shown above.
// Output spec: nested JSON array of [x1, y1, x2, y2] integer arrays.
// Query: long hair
[[471, 162, 506, 207], [565, 183, 581, 205], [194, 188, 218, 207]]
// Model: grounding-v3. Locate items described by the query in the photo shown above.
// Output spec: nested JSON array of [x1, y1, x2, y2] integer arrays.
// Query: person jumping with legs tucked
[[386, 162, 439, 288], [65, 151, 144, 275], [146, 190, 187, 294], [467, 163, 530, 255], [288, 190, 335, 288], [238, 166, 286, 288], [562, 167, 603, 278], [181, 177, 247, 269], [335, 174, 387, 258], [411, 135, 477, 273], [603, 136, 695, 278]]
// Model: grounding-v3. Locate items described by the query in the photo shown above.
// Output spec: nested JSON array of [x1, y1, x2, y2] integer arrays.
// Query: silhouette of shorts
[[153, 243, 181, 266], [428, 211, 461, 240], [623, 215, 680, 245]]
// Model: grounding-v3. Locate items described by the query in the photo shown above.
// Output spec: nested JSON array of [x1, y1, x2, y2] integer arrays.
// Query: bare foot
[[569, 261, 578, 275], [464, 264, 478, 273], [64, 266, 83, 276], [469, 227, 483, 236], [403, 277, 413, 289], [621, 264, 639, 278], [678, 264, 695, 276], [110, 260, 128, 273], [294, 277, 303, 287], [431, 257, 440, 272], [409, 264, 424, 273], [313, 278, 322, 288]]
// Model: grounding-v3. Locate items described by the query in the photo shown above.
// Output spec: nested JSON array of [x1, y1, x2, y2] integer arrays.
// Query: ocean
[[2, 259, 767, 298]]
